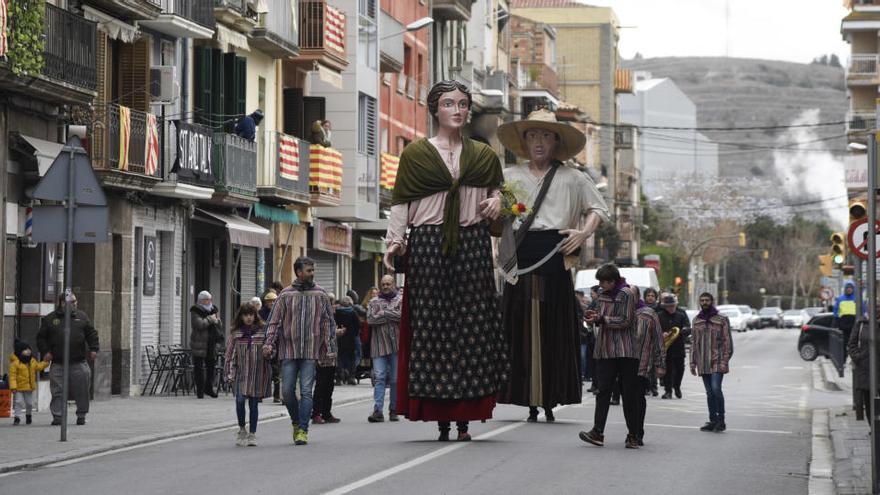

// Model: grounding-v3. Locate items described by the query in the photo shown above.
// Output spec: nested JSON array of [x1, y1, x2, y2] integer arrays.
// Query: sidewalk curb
[[808, 408, 836, 495], [814, 358, 841, 392], [0, 393, 373, 475]]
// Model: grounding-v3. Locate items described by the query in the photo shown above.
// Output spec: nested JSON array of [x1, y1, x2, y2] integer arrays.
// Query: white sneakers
[[246, 432, 257, 446], [236, 427, 247, 447]]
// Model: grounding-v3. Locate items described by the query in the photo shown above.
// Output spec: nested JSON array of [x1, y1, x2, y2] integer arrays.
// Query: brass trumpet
[[663, 327, 681, 350]]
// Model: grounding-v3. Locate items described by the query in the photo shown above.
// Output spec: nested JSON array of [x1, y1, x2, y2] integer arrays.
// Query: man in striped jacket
[[690, 292, 733, 433], [633, 287, 665, 446], [579, 264, 640, 449], [264, 257, 337, 446], [366, 274, 402, 423]]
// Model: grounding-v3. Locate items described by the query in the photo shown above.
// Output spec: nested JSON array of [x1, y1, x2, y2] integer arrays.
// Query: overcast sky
[[583, 0, 850, 65]]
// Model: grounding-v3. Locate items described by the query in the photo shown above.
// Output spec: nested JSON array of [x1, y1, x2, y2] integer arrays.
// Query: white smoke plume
[[771, 109, 847, 230]]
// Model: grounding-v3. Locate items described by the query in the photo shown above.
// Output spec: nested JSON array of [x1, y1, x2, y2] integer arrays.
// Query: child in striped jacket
[[225, 303, 273, 447]]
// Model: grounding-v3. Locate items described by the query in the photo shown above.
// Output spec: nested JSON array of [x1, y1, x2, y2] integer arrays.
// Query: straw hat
[[497, 108, 586, 161], [263, 290, 277, 301]]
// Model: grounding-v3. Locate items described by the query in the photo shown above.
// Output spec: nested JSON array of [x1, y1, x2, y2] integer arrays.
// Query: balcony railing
[[521, 62, 558, 95], [309, 144, 343, 206], [299, 1, 348, 72], [43, 4, 97, 91], [213, 132, 258, 198], [252, 0, 299, 58], [258, 131, 310, 204], [214, 0, 258, 31], [849, 54, 879, 77], [847, 111, 876, 134], [92, 104, 163, 177], [162, 0, 215, 28], [433, 0, 472, 21]]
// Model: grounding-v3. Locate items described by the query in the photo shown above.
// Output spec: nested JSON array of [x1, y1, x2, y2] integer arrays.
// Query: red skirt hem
[[395, 282, 498, 422]]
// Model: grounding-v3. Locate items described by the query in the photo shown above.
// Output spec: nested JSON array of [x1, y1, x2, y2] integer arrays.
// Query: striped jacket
[[593, 286, 638, 360], [367, 293, 402, 357], [224, 325, 273, 398], [635, 307, 665, 378], [265, 282, 338, 361], [690, 313, 733, 375]]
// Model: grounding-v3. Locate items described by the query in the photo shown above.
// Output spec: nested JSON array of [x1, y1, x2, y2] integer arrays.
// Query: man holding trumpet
[[657, 293, 691, 399]]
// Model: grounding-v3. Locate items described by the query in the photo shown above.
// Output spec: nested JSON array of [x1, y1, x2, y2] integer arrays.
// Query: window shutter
[[283, 88, 304, 139], [95, 31, 110, 104], [366, 95, 376, 156], [119, 35, 152, 112], [236, 56, 247, 117], [194, 46, 214, 127], [303, 96, 325, 135], [212, 49, 226, 129]]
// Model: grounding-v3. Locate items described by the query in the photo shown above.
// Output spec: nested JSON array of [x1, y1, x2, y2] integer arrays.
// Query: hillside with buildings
[[622, 57, 848, 178]]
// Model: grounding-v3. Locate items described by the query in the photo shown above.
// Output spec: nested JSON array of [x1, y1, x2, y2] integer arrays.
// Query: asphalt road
[[4, 329, 815, 494]]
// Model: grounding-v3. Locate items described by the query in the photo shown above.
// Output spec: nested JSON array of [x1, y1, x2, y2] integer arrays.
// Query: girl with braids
[[383, 80, 509, 442]]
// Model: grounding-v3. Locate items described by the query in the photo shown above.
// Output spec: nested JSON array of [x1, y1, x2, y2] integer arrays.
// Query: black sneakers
[[76, 417, 86, 425], [661, 392, 672, 399], [545, 409, 555, 423], [625, 434, 640, 449], [699, 421, 716, 432], [25, 415, 32, 425], [13, 417, 20, 425], [579, 429, 605, 447], [713, 421, 726, 432], [367, 410, 384, 423], [674, 388, 682, 399]]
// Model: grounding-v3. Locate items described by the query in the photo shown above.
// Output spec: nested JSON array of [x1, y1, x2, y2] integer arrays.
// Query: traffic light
[[673, 276, 683, 296], [738, 232, 746, 248], [850, 199, 867, 224], [762, 249, 769, 260], [831, 232, 846, 265], [819, 254, 833, 277]]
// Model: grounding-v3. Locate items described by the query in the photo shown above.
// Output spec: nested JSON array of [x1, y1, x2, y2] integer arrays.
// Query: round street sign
[[847, 217, 880, 260], [820, 287, 834, 301]]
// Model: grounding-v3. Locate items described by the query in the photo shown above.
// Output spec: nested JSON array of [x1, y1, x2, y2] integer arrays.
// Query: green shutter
[[236, 56, 247, 117], [194, 46, 213, 127], [212, 49, 226, 130]]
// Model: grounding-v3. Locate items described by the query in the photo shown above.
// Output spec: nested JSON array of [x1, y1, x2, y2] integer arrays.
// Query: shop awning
[[215, 24, 250, 52], [254, 203, 299, 225], [83, 6, 139, 42], [19, 135, 65, 176], [360, 236, 386, 254], [196, 209, 271, 248], [312, 63, 344, 89]]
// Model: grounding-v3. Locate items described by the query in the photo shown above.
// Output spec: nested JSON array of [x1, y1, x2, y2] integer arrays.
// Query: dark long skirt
[[396, 223, 508, 421], [499, 230, 582, 408]]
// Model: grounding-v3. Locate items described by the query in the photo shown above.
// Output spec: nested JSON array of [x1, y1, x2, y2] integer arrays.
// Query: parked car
[[738, 305, 760, 329], [783, 309, 809, 328], [798, 313, 843, 361], [758, 307, 784, 328], [719, 307, 748, 333], [804, 307, 823, 319]]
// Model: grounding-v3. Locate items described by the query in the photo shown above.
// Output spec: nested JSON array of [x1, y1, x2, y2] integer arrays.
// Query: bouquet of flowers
[[498, 181, 529, 220]]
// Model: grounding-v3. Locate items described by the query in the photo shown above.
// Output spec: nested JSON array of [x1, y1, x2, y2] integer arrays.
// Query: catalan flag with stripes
[[380, 153, 399, 190], [0, 0, 7, 58], [309, 144, 342, 193], [324, 3, 345, 55], [145, 113, 160, 176], [279, 134, 300, 181], [118, 105, 131, 171]]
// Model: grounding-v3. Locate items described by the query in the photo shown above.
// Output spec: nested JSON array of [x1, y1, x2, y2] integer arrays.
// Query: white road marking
[[782, 366, 804, 370], [323, 406, 571, 495], [637, 422, 794, 435]]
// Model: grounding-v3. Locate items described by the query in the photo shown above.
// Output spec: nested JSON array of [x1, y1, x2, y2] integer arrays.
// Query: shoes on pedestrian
[[346, 378, 357, 385], [438, 429, 451, 442], [236, 427, 247, 447], [367, 410, 384, 423], [674, 388, 682, 399], [588, 386, 598, 394], [625, 434, 640, 449], [661, 392, 671, 399], [294, 429, 308, 445], [51, 417, 61, 426], [25, 415, 32, 425], [527, 407, 539, 423], [205, 390, 218, 398], [196, 393, 204, 399], [713, 420, 727, 433], [273, 397, 282, 404], [457, 431, 472, 442], [13, 417, 20, 425], [388, 411, 399, 422], [637, 436, 644, 447], [700, 421, 717, 432], [76, 417, 86, 426], [579, 429, 605, 447], [324, 415, 342, 424], [246, 432, 257, 447], [312, 414, 325, 425], [292, 424, 301, 443], [651, 389, 659, 397], [610, 398, 620, 406], [545, 409, 555, 423]]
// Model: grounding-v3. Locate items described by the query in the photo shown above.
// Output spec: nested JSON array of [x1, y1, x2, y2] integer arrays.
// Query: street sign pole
[[60, 145, 76, 443], [869, 129, 879, 495]]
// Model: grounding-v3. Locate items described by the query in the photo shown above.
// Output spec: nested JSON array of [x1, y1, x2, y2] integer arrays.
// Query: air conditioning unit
[[150, 66, 177, 104]]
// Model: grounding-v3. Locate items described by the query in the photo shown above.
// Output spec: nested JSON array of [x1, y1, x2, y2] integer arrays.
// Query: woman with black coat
[[190, 290, 224, 398]]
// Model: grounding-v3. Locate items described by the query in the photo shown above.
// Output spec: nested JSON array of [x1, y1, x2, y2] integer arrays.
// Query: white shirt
[[502, 164, 610, 231]]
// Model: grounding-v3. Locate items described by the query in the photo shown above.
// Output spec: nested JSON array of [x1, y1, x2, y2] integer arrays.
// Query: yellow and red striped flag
[[380, 153, 399, 190], [324, 4, 345, 55], [309, 144, 343, 192], [118, 105, 131, 171], [0, 0, 8, 58], [279, 134, 300, 181], [145, 113, 159, 176]]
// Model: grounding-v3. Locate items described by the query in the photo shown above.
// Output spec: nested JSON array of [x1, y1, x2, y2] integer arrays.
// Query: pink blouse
[[386, 141, 500, 248]]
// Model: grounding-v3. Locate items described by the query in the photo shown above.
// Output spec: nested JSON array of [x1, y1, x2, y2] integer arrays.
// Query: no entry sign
[[847, 217, 880, 260]]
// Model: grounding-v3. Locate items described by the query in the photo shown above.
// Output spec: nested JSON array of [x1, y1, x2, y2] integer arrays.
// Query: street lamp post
[[379, 16, 434, 40]]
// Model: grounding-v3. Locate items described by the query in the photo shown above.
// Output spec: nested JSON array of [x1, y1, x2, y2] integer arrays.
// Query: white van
[[575, 267, 660, 294]]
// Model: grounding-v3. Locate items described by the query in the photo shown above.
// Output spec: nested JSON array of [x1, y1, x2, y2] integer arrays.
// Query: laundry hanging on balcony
[[0, 0, 7, 58], [380, 153, 399, 190], [309, 144, 342, 193], [118, 105, 131, 171], [279, 134, 300, 181], [145, 114, 159, 177]]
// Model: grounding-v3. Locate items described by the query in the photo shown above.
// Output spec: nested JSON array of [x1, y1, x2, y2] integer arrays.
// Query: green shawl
[[392, 137, 503, 254]]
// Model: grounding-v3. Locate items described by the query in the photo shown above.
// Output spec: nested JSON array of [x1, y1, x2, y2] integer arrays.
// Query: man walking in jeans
[[264, 257, 337, 445], [579, 264, 640, 449], [366, 275, 402, 423], [691, 292, 733, 433]]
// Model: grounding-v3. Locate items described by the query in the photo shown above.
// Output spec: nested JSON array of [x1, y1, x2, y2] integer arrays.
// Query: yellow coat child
[[9, 340, 49, 425]]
